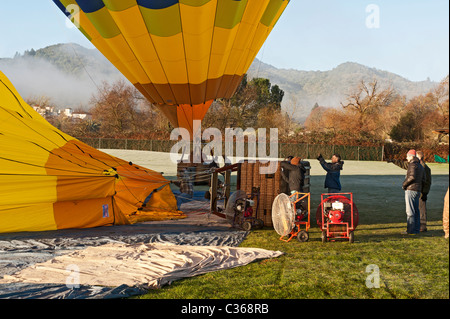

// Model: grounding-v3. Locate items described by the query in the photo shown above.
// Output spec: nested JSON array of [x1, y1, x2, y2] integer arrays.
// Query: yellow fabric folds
[[0, 70, 183, 233]]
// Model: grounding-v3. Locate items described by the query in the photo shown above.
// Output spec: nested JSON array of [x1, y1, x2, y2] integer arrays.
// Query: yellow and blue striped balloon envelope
[[53, 0, 290, 136]]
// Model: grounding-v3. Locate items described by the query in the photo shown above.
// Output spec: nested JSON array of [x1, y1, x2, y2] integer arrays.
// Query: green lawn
[[135, 163, 449, 299]]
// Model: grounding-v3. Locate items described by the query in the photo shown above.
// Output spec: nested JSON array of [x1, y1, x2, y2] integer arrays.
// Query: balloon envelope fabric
[[0, 70, 182, 234], [53, 0, 290, 136]]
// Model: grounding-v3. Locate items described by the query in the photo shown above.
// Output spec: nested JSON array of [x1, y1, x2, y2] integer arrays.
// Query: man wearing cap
[[402, 150, 425, 235], [389, 151, 432, 232], [280, 156, 294, 195], [280, 156, 305, 194]]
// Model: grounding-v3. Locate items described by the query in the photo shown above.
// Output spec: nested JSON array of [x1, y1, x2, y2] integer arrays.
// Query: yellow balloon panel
[[0, 70, 180, 233], [0, 203, 57, 234], [208, 26, 239, 79], [0, 175, 57, 207], [109, 5, 146, 39]]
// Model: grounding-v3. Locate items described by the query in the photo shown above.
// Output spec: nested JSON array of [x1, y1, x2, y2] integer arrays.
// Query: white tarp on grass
[[1, 242, 283, 289]]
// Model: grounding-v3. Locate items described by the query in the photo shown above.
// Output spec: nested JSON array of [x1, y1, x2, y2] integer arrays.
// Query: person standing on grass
[[317, 153, 344, 193], [401, 150, 425, 235], [416, 151, 432, 232], [443, 187, 449, 239], [388, 151, 431, 233], [280, 155, 294, 195], [280, 156, 305, 194]]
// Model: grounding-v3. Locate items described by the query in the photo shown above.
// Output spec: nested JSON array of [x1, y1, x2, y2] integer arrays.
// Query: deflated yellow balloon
[[0, 70, 182, 233]]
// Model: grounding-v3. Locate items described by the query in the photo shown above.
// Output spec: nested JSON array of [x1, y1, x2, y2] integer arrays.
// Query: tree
[[388, 77, 448, 142], [70, 120, 101, 137], [24, 48, 36, 56], [26, 95, 54, 109], [304, 105, 327, 132], [429, 75, 449, 128], [90, 80, 142, 137], [376, 95, 407, 140], [202, 100, 232, 133], [203, 74, 286, 130], [257, 106, 285, 131], [341, 78, 396, 136], [140, 99, 172, 137], [390, 111, 424, 142], [269, 84, 284, 110]]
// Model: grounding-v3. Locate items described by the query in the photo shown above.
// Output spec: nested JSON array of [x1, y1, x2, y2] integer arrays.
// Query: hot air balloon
[[0, 70, 183, 233], [53, 0, 290, 137]]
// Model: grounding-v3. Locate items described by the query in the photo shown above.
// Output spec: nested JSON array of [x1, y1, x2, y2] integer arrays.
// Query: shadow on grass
[[308, 174, 449, 227], [269, 222, 447, 244], [356, 230, 445, 242]]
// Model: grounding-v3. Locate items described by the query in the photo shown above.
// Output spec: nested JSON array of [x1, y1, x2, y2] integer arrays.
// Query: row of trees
[[47, 75, 291, 139], [303, 76, 449, 146], [40, 74, 448, 159], [202, 75, 288, 132]]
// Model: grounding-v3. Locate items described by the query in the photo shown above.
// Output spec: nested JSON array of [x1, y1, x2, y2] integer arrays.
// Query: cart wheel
[[297, 230, 309, 242], [242, 221, 252, 231], [349, 231, 354, 243], [321, 230, 327, 243]]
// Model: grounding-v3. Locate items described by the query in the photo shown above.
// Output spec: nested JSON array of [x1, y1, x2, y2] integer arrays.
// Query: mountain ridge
[[246, 58, 438, 121], [0, 43, 440, 122]]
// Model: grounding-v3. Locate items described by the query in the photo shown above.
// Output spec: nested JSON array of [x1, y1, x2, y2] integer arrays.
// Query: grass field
[[102, 151, 449, 299]]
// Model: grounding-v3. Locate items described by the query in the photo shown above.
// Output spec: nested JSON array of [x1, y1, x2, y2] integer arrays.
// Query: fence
[[77, 137, 384, 161]]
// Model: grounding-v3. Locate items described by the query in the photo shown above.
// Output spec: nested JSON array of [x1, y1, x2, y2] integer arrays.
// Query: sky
[[0, 0, 448, 82]]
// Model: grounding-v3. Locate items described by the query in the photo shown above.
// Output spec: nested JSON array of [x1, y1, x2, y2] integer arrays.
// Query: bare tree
[[304, 105, 327, 132], [340, 78, 396, 135], [430, 75, 449, 127], [90, 80, 140, 137], [342, 79, 394, 110]]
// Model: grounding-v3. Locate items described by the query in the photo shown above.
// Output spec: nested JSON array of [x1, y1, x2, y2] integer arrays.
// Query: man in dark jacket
[[280, 156, 293, 194], [402, 150, 425, 234], [317, 153, 344, 193], [280, 156, 304, 194], [416, 151, 431, 232]]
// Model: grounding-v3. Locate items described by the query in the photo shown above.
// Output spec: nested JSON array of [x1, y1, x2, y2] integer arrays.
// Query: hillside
[[0, 43, 440, 121], [247, 59, 438, 121]]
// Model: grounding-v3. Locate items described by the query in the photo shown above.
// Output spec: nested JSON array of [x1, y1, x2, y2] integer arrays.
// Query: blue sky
[[0, 0, 448, 82]]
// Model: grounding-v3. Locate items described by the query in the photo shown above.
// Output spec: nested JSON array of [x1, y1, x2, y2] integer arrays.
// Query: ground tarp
[[0, 208, 283, 299], [1, 241, 282, 293], [0, 178, 283, 299]]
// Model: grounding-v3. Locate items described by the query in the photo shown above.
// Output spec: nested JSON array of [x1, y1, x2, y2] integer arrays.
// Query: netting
[[77, 138, 384, 161]]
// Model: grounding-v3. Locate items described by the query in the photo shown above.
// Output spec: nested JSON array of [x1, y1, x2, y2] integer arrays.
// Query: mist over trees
[[44, 75, 290, 139], [40, 73, 448, 150], [8, 44, 447, 160]]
